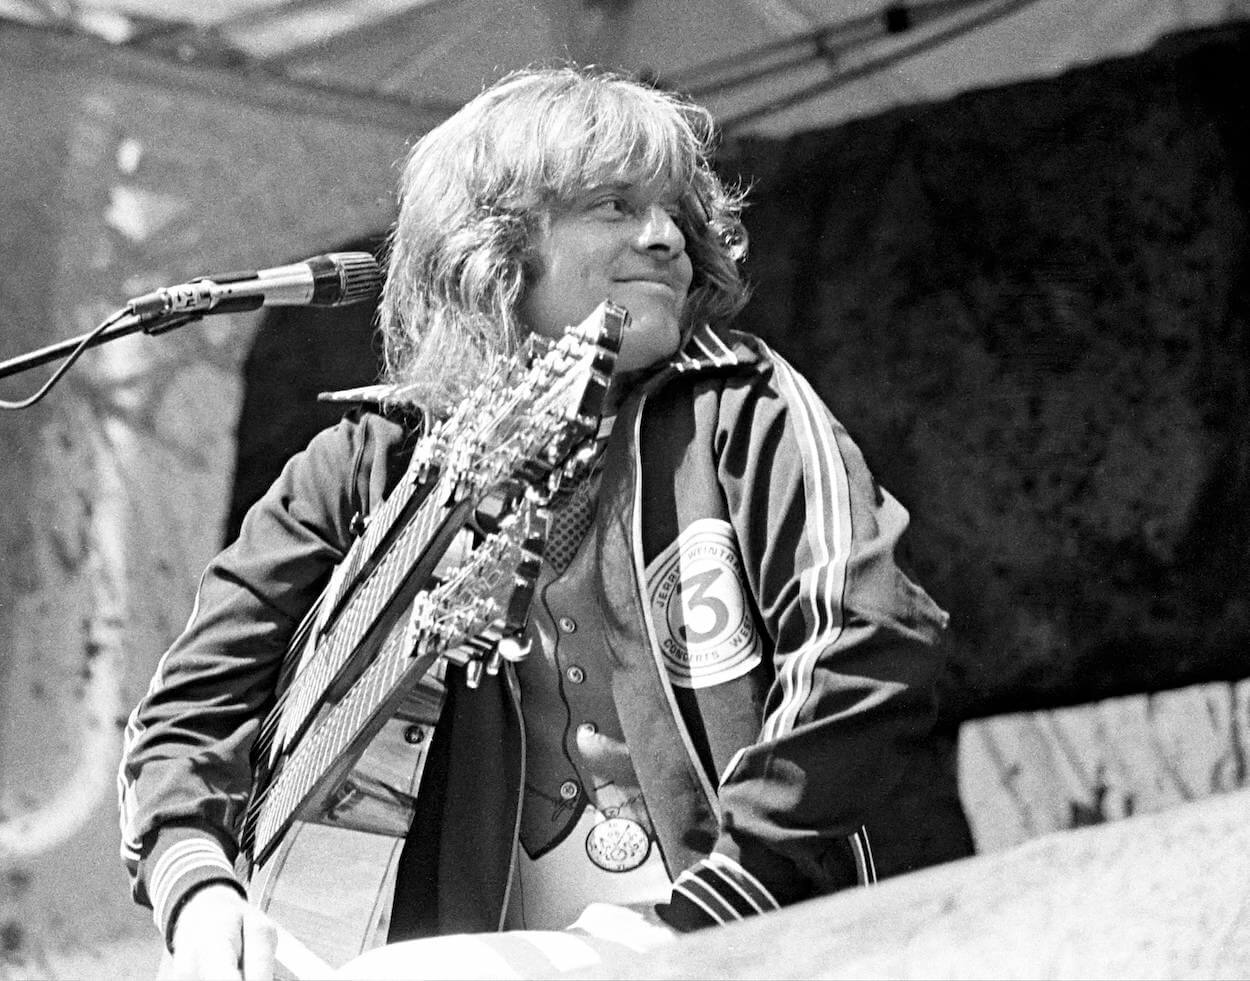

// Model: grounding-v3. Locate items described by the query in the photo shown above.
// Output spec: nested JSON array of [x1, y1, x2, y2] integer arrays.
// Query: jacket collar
[[669, 322, 761, 375]]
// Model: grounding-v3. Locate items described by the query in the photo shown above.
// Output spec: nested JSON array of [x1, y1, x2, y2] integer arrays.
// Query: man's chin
[[615, 322, 681, 375]]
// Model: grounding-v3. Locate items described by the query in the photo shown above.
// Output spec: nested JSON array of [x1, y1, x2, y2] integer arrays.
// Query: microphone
[[126, 252, 383, 324]]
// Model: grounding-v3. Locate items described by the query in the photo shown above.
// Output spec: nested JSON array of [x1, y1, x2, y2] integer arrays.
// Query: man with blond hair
[[120, 65, 954, 979]]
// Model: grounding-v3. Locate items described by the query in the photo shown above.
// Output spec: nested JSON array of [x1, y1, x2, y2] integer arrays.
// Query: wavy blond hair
[[378, 65, 749, 413]]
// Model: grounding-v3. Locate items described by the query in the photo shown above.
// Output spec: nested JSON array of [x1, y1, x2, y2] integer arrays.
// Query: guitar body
[[250, 820, 403, 968], [248, 671, 448, 967]]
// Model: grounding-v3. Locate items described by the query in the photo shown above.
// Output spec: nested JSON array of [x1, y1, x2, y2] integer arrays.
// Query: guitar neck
[[271, 478, 472, 755], [244, 302, 625, 869], [247, 597, 440, 864], [245, 506, 545, 865], [320, 456, 432, 628]]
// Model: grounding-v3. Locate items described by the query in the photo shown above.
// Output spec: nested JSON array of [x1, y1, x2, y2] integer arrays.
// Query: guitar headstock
[[410, 301, 625, 502], [406, 500, 549, 687]]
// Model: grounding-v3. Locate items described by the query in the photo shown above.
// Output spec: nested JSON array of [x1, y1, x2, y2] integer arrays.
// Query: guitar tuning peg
[[484, 647, 503, 676], [464, 658, 484, 689], [496, 635, 531, 663]]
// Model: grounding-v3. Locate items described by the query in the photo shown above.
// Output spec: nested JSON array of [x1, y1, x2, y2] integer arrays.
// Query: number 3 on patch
[[646, 518, 763, 689]]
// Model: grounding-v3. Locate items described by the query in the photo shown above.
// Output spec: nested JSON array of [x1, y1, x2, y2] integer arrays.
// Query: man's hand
[[159, 883, 277, 980]]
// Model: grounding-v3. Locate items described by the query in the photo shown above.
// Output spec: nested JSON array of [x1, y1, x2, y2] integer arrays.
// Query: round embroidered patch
[[585, 816, 651, 872], [646, 518, 762, 689]]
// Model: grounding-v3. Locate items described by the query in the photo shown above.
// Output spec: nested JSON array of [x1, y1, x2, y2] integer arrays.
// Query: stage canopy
[[0, 0, 1241, 135]]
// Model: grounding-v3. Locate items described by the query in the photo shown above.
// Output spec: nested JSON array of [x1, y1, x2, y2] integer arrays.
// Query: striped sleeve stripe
[[760, 348, 853, 743], [850, 825, 877, 884], [701, 853, 782, 912], [673, 875, 739, 925], [150, 837, 237, 933], [676, 324, 740, 371], [673, 854, 782, 924]]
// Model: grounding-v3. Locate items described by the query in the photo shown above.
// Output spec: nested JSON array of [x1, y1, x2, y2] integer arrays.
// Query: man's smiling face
[[520, 180, 694, 377]]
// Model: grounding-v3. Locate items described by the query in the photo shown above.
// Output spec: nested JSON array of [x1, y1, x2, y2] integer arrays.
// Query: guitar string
[[249, 472, 544, 838], [252, 407, 470, 762], [249, 321, 621, 837], [254, 464, 456, 760], [244, 339, 607, 848], [249, 530, 471, 841], [246, 363, 587, 813], [246, 522, 533, 847], [248, 506, 574, 840], [254, 364, 541, 750]]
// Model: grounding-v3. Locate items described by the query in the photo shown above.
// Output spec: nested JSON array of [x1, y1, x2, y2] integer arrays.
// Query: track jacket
[[119, 323, 950, 947]]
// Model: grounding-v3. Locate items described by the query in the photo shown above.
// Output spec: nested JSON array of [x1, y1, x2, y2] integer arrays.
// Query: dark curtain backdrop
[[727, 22, 1250, 723]]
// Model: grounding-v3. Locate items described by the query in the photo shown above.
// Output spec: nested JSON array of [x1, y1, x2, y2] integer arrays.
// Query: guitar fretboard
[[242, 304, 625, 868], [274, 475, 471, 753], [246, 512, 542, 863], [267, 332, 599, 754]]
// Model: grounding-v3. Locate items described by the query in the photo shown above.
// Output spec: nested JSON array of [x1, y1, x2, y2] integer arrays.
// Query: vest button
[[403, 725, 425, 745], [558, 615, 578, 634], [565, 665, 585, 684], [559, 779, 580, 801]]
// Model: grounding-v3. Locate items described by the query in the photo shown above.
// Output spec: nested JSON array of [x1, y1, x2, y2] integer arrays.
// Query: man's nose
[[635, 204, 686, 256]]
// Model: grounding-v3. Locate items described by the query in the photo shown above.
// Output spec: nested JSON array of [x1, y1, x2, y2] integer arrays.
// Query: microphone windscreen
[[310, 252, 383, 306]]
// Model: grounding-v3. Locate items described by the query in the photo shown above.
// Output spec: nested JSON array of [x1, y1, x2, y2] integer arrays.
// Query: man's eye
[[591, 196, 630, 216]]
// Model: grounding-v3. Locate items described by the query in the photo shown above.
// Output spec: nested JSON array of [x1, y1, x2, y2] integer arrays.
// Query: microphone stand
[[0, 309, 203, 381], [0, 308, 204, 408], [2, 252, 383, 392]]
